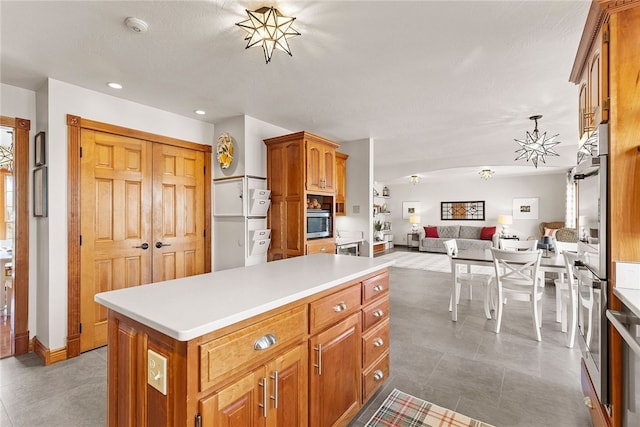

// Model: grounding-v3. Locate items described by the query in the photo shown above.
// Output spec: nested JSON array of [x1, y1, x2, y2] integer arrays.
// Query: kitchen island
[[95, 254, 393, 427]]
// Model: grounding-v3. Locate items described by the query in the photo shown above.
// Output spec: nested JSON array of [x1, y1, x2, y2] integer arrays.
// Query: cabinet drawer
[[362, 319, 389, 369], [309, 285, 361, 334], [362, 297, 389, 331], [362, 353, 389, 403], [200, 305, 306, 391], [306, 241, 336, 255], [362, 271, 389, 304]]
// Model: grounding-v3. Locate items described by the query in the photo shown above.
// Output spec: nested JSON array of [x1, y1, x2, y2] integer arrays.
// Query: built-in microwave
[[307, 210, 332, 239]]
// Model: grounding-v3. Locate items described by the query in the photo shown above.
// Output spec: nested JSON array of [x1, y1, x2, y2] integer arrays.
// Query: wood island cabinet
[[264, 131, 340, 261], [101, 262, 390, 427]]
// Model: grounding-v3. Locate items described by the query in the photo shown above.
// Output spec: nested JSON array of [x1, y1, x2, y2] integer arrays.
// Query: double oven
[[574, 123, 609, 408]]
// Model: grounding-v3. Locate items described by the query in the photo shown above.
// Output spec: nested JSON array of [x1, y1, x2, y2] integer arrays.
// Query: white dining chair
[[444, 239, 492, 320], [552, 241, 578, 322], [560, 250, 579, 348], [490, 248, 544, 341], [499, 239, 538, 251]]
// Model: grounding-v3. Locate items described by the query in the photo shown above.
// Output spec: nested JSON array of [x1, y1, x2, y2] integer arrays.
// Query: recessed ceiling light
[[194, 110, 206, 115], [107, 82, 123, 89]]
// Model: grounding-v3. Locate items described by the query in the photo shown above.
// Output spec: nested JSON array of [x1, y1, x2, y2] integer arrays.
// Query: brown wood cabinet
[[306, 239, 337, 255], [570, 3, 640, 427], [571, 14, 609, 140], [335, 152, 348, 216], [264, 131, 340, 261], [103, 266, 390, 427]]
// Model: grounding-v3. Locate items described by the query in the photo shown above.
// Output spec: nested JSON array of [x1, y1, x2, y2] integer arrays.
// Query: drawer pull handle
[[373, 284, 384, 292], [320, 247, 326, 252], [254, 333, 277, 350], [258, 377, 268, 418], [583, 396, 593, 409], [333, 302, 347, 312], [373, 309, 385, 318], [373, 370, 384, 381], [373, 338, 384, 347], [314, 344, 323, 375], [270, 370, 279, 409]]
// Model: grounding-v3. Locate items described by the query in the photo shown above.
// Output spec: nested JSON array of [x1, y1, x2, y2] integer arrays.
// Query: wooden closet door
[[152, 143, 205, 282], [80, 130, 153, 352]]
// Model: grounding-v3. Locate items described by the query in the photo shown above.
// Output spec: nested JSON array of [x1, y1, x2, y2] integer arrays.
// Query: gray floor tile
[[0, 259, 590, 426]]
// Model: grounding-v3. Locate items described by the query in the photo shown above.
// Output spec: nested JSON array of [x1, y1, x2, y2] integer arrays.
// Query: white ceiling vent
[[124, 17, 149, 33]]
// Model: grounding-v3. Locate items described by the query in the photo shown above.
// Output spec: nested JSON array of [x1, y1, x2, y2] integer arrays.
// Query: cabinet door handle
[[373, 309, 385, 318], [270, 370, 279, 409], [333, 302, 347, 312], [258, 377, 268, 418], [314, 344, 322, 375], [583, 396, 593, 409], [155, 242, 171, 249], [254, 333, 277, 350], [373, 338, 384, 347], [373, 284, 384, 292], [373, 370, 384, 381], [133, 243, 149, 250]]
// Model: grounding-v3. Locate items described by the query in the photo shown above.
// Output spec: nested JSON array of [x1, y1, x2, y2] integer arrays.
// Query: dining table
[[450, 248, 567, 322]]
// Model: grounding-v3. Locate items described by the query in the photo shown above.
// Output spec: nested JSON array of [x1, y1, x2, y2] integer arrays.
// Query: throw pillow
[[424, 226, 439, 238], [544, 227, 558, 237], [480, 226, 496, 240]]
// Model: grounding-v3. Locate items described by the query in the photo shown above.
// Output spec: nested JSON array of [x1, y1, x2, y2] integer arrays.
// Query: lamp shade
[[409, 215, 421, 224], [498, 215, 513, 225]]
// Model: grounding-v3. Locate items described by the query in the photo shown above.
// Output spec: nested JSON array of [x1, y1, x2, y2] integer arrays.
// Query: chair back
[[500, 239, 538, 251], [562, 250, 579, 286], [443, 239, 458, 257], [555, 241, 578, 254], [491, 248, 543, 288]]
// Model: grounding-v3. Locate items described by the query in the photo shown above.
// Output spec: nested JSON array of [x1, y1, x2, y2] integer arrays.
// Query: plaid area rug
[[365, 389, 494, 427]]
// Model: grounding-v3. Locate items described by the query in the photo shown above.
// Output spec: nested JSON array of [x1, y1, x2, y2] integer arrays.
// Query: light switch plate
[[147, 349, 167, 395]]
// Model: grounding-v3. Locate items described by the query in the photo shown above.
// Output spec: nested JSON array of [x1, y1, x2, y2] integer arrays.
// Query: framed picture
[[513, 197, 539, 219], [35, 131, 46, 166], [402, 201, 421, 219], [441, 200, 485, 221], [33, 166, 48, 217]]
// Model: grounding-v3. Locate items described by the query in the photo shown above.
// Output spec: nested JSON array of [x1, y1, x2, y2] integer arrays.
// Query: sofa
[[418, 225, 499, 253]]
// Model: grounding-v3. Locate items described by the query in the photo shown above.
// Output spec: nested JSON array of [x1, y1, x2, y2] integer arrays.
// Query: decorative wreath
[[216, 133, 234, 169]]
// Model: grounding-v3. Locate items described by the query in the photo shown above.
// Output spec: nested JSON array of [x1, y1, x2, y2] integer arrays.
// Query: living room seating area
[[418, 225, 499, 253]]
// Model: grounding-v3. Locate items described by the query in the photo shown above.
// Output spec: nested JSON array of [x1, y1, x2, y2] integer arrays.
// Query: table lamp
[[498, 214, 513, 237], [409, 215, 421, 232]]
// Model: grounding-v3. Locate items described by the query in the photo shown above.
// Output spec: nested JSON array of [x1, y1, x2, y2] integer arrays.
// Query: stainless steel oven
[[574, 122, 609, 406]]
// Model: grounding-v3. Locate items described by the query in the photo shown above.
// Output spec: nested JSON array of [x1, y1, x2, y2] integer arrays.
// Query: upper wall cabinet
[[306, 138, 337, 193], [335, 152, 348, 216], [570, 2, 610, 140]]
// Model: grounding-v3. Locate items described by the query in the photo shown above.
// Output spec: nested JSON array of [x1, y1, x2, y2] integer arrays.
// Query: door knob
[[133, 243, 149, 250], [155, 242, 171, 249]]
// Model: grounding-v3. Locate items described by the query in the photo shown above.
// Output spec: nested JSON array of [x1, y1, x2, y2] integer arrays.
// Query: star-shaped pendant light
[[577, 127, 599, 164], [514, 115, 561, 168], [236, 6, 300, 64]]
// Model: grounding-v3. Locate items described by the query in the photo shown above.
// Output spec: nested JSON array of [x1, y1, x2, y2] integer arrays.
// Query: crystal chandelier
[[514, 115, 560, 168], [236, 6, 300, 64], [478, 168, 494, 180], [409, 175, 420, 185]]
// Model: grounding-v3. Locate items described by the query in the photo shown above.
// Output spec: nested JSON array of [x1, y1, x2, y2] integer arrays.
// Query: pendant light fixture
[[514, 115, 560, 168], [236, 6, 300, 64]]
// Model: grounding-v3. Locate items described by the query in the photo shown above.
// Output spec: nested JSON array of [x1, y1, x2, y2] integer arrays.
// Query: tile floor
[[0, 263, 591, 426]]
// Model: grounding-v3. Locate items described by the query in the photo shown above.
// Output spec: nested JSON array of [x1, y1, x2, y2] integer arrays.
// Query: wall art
[[440, 200, 485, 221], [513, 197, 539, 219]]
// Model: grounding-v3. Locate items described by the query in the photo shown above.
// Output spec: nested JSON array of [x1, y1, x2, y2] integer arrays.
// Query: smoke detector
[[124, 17, 149, 33]]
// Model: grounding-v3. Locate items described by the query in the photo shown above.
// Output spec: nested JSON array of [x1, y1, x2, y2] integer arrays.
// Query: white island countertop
[[95, 254, 394, 341]]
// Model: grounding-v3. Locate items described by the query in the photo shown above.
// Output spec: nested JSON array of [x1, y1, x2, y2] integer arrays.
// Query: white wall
[[41, 78, 215, 350], [385, 173, 567, 245], [335, 138, 374, 257], [0, 83, 39, 339]]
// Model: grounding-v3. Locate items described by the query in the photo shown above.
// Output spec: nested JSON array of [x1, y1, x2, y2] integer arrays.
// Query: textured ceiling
[[0, 0, 591, 183]]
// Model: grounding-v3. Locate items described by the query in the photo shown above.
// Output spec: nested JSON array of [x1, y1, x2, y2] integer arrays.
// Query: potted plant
[[374, 220, 384, 241]]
